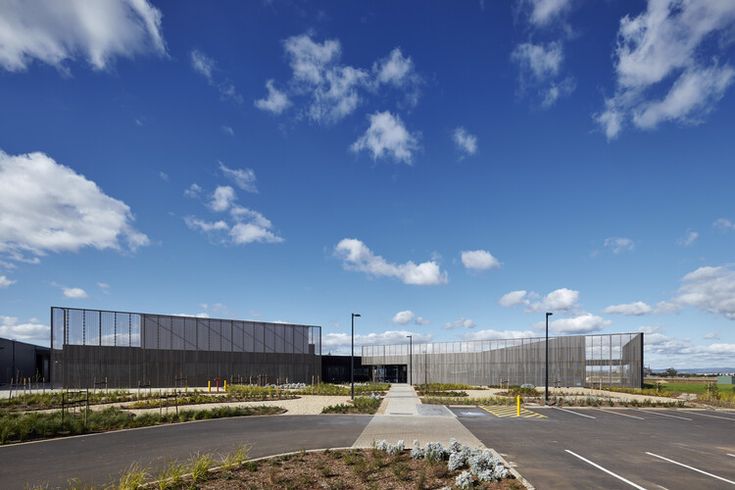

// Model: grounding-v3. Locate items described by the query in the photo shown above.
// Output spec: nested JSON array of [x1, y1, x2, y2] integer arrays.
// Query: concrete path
[[352, 384, 484, 448]]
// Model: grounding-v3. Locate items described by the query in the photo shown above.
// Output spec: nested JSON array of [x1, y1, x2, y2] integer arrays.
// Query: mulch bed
[[196, 449, 524, 489]]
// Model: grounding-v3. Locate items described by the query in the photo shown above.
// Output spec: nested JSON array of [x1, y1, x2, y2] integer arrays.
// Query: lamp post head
[[352, 313, 361, 318], [546, 312, 553, 318]]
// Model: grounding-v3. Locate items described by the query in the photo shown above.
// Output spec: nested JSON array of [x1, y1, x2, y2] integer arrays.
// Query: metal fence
[[51, 307, 322, 388], [362, 332, 643, 388]]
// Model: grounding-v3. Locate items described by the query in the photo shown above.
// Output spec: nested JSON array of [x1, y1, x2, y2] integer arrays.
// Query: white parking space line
[[645, 452, 735, 485], [638, 410, 692, 421], [565, 450, 648, 489], [598, 409, 644, 420], [727, 454, 735, 458], [554, 407, 596, 419], [682, 411, 735, 422]]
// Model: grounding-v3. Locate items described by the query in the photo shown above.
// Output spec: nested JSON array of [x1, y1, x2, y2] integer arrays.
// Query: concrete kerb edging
[[141, 445, 534, 489]]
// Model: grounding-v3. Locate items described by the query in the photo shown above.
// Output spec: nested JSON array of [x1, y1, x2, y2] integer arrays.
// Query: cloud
[[0, 0, 165, 72], [511, 42, 574, 108], [463, 329, 536, 341], [254, 80, 291, 114], [603, 237, 635, 254], [184, 183, 202, 199], [186, 208, 283, 246], [218, 162, 257, 193], [159, 171, 169, 182], [0, 275, 15, 288], [351, 111, 420, 164], [443, 318, 476, 330], [392, 310, 429, 326], [63, 287, 88, 299], [0, 316, 49, 344], [323, 329, 432, 355], [499, 290, 529, 307], [596, 1, 735, 139], [525, 0, 573, 27], [714, 218, 735, 232], [460, 250, 500, 271], [259, 34, 421, 125], [639, 326, 735, 368], [334, 238, 447, 286], [498, 287, 580, 311], [0, 150, 149, 263], [97, 282, 110, 290], [190, 49, 242, 104], [512, 42, 563, 80], [604, 301, 653, 316], [676, 265, 735, 320], [209, 186, 236, 212], [677, 230, 699, 247], [452, 128, 478, 157], [550, 313, 610, 334]]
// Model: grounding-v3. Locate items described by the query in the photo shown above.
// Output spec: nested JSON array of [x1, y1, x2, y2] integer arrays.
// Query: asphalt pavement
[[0, 414, 372, 489], [454, 406, 735, 490]]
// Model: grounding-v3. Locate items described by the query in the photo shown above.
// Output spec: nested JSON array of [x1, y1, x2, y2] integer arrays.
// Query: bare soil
[[196, 449, 524, 490]]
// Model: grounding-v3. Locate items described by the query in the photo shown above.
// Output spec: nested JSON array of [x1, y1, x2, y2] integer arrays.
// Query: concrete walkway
[[352, 384, 484, 448]]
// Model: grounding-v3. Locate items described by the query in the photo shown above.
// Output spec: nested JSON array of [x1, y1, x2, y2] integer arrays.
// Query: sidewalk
[[352, 384, 484, 448]]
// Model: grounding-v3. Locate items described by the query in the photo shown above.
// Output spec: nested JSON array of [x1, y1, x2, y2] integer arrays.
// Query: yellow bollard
[[224, 380, 228, 391], [516, 395, 521, 417], [208, 380, 211, 393]]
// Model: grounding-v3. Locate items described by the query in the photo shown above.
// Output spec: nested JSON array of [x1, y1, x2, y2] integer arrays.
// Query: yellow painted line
[[481, 406, 546, 419]]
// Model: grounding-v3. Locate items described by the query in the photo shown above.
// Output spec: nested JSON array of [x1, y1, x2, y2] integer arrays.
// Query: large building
[[51, 307, 322, 388], [362, 332, 644, 388], [0, 337, 50, 386]]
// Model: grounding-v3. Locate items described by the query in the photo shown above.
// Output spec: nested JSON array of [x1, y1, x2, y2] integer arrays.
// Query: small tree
[[665, 368, 678, 378]]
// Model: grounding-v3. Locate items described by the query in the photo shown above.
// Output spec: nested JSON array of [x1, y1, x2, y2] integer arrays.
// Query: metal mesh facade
[[362, 332, 643, 388], [51, 307, 322, 388]]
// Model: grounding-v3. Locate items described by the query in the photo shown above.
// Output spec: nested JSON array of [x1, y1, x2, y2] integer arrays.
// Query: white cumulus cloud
[[525, 0, 573, 27], [603, 237, 635, 254], [604, 301, 653, 316], [218, 162, 257, 193], [596, 1, 735, 139], [0, 275, 15, 288], [676, 265, 735, 320], [713, 218, 735, 232], [461, 250, 500, 271], [452, 127, 478, 157], [498, 287, 580, 312], [63, 287, 88, 299], [0, 0, 165, 72], [550, 313, 610, 334], [0, 316, 49, 344], [209, 186, 236, 212], [334, 238, 447, 286], [677, 230, 699, 247], [254, 79, 291, 114], [443, 318, 476, 330], [351, 111, 420, 164], [0, 150, 149, 263], [323, 329, 431, 355], [463, 329, 536, 341]]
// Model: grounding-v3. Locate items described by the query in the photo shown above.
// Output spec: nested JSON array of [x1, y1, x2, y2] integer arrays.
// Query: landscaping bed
[[294, 382, 390, 396], [321, 396, 382, 414], [126, 441, 521, 490], [124, 387, 297, 409], [0, 405, 284, 444]]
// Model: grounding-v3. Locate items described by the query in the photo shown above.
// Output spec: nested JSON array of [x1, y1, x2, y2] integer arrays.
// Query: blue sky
[[1, 0, 734, 368]]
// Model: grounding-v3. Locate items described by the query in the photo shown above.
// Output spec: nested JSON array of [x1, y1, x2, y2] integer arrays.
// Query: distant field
[[644, 379, 734, 395]]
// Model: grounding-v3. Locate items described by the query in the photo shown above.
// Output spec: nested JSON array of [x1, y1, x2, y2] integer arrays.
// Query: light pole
[[406, 335, 413, 385], [545, 312, 553, 405], [351, 313, 361, 400]]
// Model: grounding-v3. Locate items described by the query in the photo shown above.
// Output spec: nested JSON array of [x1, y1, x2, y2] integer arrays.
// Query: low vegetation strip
[[416, 383, 484, 392], [0, 390, 153, 412], [422, 397, 515, 406], [124, 387, 297, 409], [294, 382, 390, 396], [321, 396, 382, 414], [109, 444, 521, 489], [0, 405, 284, 444]]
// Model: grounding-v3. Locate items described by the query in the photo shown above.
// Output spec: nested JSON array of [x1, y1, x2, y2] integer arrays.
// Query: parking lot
[[454, 406, 735, 489]]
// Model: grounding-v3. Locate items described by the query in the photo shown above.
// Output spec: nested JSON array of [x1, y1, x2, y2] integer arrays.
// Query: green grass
[[125, 386, 296, 409], [321, 396, 382, 414], [0, 390, 153, 412], [0, 405, 284, 444]]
